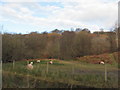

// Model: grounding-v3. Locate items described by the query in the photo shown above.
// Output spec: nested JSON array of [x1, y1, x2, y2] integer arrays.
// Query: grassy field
[[2, 57, 119, 88]]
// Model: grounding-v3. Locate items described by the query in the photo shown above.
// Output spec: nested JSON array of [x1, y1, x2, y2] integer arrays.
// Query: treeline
[[2, 28, 120, 62]]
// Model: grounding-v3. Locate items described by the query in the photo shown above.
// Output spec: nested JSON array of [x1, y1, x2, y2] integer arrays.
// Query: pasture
[[2, 59, 119, 88]]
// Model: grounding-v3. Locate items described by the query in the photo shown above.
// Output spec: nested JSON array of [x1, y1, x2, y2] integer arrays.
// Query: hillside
[[77, 52, 119, 64]]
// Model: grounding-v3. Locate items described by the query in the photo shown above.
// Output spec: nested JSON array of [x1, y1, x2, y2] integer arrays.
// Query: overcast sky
[[0, 0, 118, 34]]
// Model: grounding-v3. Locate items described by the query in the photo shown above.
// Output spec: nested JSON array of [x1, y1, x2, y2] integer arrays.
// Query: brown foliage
[[77, 52, 119, 64]]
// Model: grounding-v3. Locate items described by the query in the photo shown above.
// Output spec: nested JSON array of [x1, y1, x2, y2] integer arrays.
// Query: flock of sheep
[[26, 59, 105, 70], [26, 60, 53, 70]]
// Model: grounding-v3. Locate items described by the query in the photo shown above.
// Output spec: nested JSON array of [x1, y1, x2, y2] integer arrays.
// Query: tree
[[41, 31, 48, 34], [75, 28, 82, 32], [60, 31, 76, 59], [118, 27, 120, 51], [52, 29, 63, 34], [107, 32, 117, 52], [82, 28, 91, 33], [2, 34, 26, 62], [91, 36, 110, 55], [45, 33, 60, 59], [24, 34, 48, 59], [73, 31, 92, 57]]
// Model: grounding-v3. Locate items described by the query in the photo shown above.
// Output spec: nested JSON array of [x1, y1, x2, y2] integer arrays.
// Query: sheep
[[30, 62, 33, 65], [100, 61, 105, 64], [37, 60, 40, 63], [49, 60, 53, 64], [27, 62, 33, 70]]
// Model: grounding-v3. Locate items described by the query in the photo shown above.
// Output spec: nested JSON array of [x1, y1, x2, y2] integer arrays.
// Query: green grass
[[2, 59, 119, 88]]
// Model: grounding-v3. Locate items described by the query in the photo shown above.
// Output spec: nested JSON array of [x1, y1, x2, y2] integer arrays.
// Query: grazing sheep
[[49, 60, 53, 64], [27, 62, 33, 70], [37, 60, 40, 63], [30, 62, 33, 65], [100, 61, 105, 64]]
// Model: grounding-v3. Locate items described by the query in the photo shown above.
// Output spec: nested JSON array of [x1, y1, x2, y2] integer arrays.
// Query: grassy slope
[[2, 52, 119, 88], [77, 52, 119, 64]]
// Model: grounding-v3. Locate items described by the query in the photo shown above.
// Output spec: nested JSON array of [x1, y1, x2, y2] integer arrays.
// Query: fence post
[[70, 84, 73, 89], [105, 63, 107, 82], [72, 65, 74, 80], [72, 65, 74, 75], [13, 60, 15, 69], [27, 72, 29, 88], [46, 62, 49, 74]]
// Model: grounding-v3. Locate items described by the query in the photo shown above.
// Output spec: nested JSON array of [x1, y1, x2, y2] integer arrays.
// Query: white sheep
[[37, 60, 40, 63], [100, 61, 105, 64], [27, 62, 33, 70], [49, 60, 53, 64]]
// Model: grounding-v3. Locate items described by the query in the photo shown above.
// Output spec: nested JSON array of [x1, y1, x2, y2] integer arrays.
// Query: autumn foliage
[[2, 29, 119, 63]]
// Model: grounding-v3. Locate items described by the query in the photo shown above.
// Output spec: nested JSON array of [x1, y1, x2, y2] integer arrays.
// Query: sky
[[0, 0, 119, 34]]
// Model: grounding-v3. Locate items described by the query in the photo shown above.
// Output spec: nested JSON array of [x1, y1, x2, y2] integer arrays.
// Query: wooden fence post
[[72, 65, 74, 80], [105, 63, 107, 82], [13, 60, 15, 69], [27, 72, 30, 88], [46, 62, 49, 74], [72, 65, 74, 75]]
